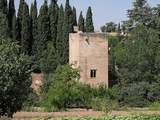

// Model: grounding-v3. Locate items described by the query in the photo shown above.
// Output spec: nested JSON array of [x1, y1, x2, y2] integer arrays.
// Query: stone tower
[[69, 31, 108, 87]]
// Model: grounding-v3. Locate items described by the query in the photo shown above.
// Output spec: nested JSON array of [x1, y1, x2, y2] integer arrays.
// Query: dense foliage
[[42, 65, 119, 112], [0, 38, 32, 117], [107, 0, 160, 107]]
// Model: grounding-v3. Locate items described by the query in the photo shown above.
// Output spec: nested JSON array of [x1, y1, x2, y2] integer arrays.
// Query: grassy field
[[12, 110, 160, 120], [31, 115, 160, 120]]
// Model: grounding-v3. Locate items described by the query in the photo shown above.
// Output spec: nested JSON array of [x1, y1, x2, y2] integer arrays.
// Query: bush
[[117, 82, 160, 107], [42, 65, 117, 112], [42, 65, 81, 111]]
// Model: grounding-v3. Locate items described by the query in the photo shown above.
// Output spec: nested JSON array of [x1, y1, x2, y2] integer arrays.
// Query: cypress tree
[[21, 1, 31, 54], [86, 6, 94, 32], [117, 23, 121, 33], [30, 0, 38, 55], [0, 0, 8, 14], [62, 0, 74, 64], [72, 7, 77, 26], [0, 0, 8, 37], [8, 0, 15, 37], [56, 5, 64, 65], [17, 0, 24, 41], [12, 14, 17, 41], [0, 12, 8, 37], [37, 0, 50, 55], [78, 11, 85, 32], [49, 0, 59, 48]]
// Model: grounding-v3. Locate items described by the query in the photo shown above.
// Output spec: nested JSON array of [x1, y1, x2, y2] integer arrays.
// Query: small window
[[90, 69, 96, 78]]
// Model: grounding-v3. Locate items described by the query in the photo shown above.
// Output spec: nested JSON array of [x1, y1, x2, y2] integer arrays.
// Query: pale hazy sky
[[15, 0, 160, 30]]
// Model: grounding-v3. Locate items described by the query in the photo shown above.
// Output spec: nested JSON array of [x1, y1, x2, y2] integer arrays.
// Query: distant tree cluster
[[0, 0, 95, 74]]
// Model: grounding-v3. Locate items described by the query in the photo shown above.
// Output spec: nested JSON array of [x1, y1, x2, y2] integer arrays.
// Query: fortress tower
[[69, 29, 108, 87]]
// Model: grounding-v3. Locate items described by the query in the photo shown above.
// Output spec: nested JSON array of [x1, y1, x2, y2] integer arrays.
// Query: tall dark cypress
[[117, 23, 121, 33], [0, 0, 8, 14], [30, 0, 38, 55], [0, 0, 8, 37], [56, 5, 64, 65], [62, 0, 74, 64], [17, 0, 24, 41], [12, 14, 17, 40], [8, 0, 15, 37], [86, 6, 94, 32], [72, 7, 77, 26], [49, 0, 59, 48], [21, 1, 31, 54], [37, 0, 50, 55], [78, 11, 85, 32]]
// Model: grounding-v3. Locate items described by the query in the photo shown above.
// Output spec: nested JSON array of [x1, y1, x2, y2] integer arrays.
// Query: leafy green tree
[[49, 0, 59, 48], [62, 0, 74, 64], [8, 0, 16, 38], [21, 1, 31, 54], [128, 0, 152, 26], [86, 6, 94, 32], [78, 11, 85, 32], [151, 4, 160, 30], [101, 22, 117, 32], [0, 38, 32, 117], [37, 0, 50, 57], [115, 25, 160, 85], [56, 5, 64, 65], [72, 7, 77, 26], [30, 0, 38, 55], [42, 65, 80, 111]]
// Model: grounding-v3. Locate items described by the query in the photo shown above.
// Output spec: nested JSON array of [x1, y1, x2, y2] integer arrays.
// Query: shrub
[[42, 65, 116, 112], [149, 101, 160, 110]]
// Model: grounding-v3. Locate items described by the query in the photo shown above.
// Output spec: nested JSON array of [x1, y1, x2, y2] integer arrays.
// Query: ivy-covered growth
[[86, 6, 94, 32]]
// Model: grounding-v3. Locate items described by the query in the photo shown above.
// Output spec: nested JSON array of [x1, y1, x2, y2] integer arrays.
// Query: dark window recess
[[90, 69, 97, 78]]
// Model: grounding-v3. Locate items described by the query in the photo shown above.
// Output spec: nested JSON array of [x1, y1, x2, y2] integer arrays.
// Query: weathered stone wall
[[69, 32, 108, 87], [31, 73, 43, 94]]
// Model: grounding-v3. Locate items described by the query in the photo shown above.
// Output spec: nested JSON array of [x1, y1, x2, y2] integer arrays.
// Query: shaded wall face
[[69, 33, 108, 87]]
